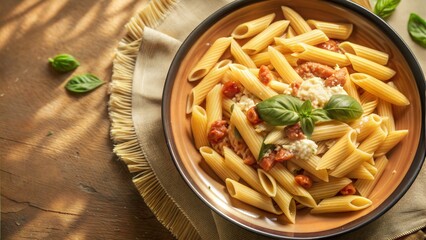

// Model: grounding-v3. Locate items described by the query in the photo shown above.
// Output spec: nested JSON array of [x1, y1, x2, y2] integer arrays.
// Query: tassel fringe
[[108, 0, 200, 239]]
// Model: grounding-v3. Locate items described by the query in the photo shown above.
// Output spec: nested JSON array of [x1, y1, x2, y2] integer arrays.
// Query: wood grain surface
[[0, 1, 174, 239]]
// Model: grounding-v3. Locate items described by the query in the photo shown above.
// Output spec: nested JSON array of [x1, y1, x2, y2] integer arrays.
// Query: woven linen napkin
[[109, 0, 426, 239]]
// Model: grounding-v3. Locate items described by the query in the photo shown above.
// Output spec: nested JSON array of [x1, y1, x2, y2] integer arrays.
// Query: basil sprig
[[374, 0, 400, 20], [256, 94, 362, 138], [408, 13, 426, 48], [323, 95, 364, 121], [65, 73, 105, 93], [49, 54, 80, 72]]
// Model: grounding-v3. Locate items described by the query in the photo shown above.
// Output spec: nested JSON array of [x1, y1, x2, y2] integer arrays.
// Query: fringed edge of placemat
[[108, 0, 200, 239]]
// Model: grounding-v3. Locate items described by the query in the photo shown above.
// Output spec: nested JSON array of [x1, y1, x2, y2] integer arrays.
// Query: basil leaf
[[299, 100, 312, 118], [311, 108, 331, 122], [300, 117, 315, 138], [374, 0, 400, 19], [323, 95, 363, 121], [49, 54, 80, 72], [408, 13, 426, 48], [258, 142, 275, 161], [65, 73, 105, 93], [256, 95, 302, 126]]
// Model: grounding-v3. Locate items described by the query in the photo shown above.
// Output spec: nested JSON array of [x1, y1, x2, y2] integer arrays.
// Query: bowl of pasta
[[162, 0, 426, 238]]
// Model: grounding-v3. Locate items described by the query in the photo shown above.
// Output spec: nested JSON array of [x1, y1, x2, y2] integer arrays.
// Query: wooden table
[[1, 1, 174, 239]]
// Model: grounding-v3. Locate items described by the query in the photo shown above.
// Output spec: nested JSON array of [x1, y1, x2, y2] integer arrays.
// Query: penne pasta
[[311, 121, 351, 142], [223, 147, 267, 195], [274, 29, 329, 52], [306, 19, 353, 40], [230, 105, 264, 160], [268, 46, 303, 83], [350, 73, 410, 106], [339, 41, 389, 65], [292, 43, 351, 67], [308, 178, 352, 202], [226, 178, 283, 214], [374, 130, 408, 157], [191, 105, 209, 149], [311, 195, 372, 214], [187, 60, 231, 113], [258, 169, 278, 197], [200, 146, 240, 182], [350, 114, 382, 142], [242, 20, 290, 55], [317, 129, 357, 170], [269, 164, 317, 208], [345, 53, 395, 81], [206, 84, 223, 131], [188, 37, 232, 81], [274, 185, 297, 223], [230, 39, 257, 68], [354, 156, 389, 197], [290, 155, 329, 182], [229, 64, 278, 100], [282, 6, 311, 35], [346, 164, 374, 180], [231, 13, 276, 39], [329, 148, 373, 178]]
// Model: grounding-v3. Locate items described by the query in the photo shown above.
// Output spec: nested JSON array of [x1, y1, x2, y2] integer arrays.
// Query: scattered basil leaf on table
[[408, 13, 426, 48], [323, 95, 363, 121], [255, 95, 302, 126], [48, 54, 80, 72], [65, 73, 105, 93], [374, 0, 400, 19]]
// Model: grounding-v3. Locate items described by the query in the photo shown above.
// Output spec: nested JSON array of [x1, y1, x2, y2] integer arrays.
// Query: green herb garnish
[[256, 94, 362, 138], [65, 73, 104, 93], [408, 13, 426, 48], [374, 0, 400, 20], [48, 54, 80, 72]]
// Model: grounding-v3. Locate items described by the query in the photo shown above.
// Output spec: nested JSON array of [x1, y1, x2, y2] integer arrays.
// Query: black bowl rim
[[162, 0, 426, 239]]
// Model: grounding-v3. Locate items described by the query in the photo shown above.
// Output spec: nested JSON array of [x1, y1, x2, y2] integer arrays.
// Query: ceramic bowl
[[162, 0, 425, 238]]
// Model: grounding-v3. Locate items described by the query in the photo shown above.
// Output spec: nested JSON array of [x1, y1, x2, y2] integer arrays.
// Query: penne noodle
[[350, 114, 382, 142], [268, 80, 290, 94], [308, 177, 352, 202], [242, 20, 290, 55], [286, 26, 297, 38], [317, 129, 357, 170], [339, 41, 389, 65], [230, 105, 264, 159], [264, 126, 286, 144], [191, 105, 209, 149], [200, 146, 240, 182], [268, 46, 303, 83], [306, 19, 353, 40], [229, 64, 278, 100], [345, 53, 395, 81], [257, 169, 278, 197], [282, 6, 311, 35], [311, 121, 351, 142], [269, 164, 317, 208], [223, 147, 267, 195], [230, 39, 257, 68], [377, 98, 395, 132], [187, 60, 231, 113], [274, 29, 329, 51], [311, 195, 372, 213], [374, 130, 409, 157], [226, 178, 283, 214], [346, 164, 374, 180], [357, 123, 388, 154], [354, 156, 389, 197], [231, 13, 276, 39], [188, 37, 232, 81], [350, 73, 410, 106], [274, 185, 297, 223], [206, 84, 223, 131], [290, 155, 329, 182], [329, 148, 373, 178], [292, 43, 351, 67]]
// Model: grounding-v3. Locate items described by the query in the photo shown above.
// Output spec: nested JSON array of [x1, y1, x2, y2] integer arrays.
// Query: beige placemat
[[108, 0, 426, 239]]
